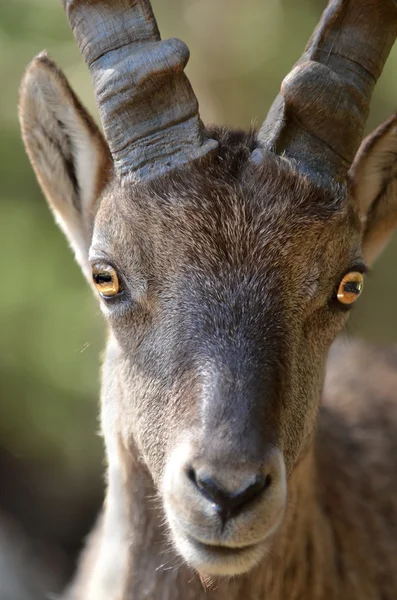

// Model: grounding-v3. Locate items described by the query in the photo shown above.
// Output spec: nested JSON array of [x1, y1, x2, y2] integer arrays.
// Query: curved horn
[[258, 0, 397, 182], [62, 0, 217, 180]]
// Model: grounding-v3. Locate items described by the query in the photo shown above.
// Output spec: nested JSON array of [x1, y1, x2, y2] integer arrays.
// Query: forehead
[[92, 150, 359, 279]]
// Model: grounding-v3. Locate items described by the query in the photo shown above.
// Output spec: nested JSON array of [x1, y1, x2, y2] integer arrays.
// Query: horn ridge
[[62, 0, 217, 180], [258, 0, 397, 182]]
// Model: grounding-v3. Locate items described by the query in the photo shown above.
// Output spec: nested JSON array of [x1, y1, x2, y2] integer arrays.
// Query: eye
[[92, 263, 122, 298], [336, 271, 364, 306]]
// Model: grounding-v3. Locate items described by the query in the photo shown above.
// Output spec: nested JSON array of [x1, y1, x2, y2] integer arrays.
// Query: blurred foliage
[[1, 0, 397, 540]]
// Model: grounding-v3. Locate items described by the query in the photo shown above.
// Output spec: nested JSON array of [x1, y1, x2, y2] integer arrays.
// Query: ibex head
[[19, 0, 397, 578]]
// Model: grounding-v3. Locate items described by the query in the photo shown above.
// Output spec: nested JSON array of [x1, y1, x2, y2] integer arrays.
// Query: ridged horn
[[257, 0, 397, 182], [61, 0, 218, 180]]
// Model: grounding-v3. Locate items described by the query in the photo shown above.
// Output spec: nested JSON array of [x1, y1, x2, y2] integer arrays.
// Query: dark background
[[1, 0, 397, 596]]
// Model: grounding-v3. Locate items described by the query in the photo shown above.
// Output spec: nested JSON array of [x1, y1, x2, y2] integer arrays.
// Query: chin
[[171, 530, 270, 577]]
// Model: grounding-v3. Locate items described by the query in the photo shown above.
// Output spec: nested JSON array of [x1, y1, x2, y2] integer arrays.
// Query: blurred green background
[[1, 0, 397, 592]]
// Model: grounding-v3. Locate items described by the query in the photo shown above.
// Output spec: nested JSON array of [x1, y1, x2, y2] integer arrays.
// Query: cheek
[[103, 326, 201, 484], [278, 335, 331, 471], [305, 306, 349, 348], [106, 362, 194, 484], [120, 364, 169, 481]]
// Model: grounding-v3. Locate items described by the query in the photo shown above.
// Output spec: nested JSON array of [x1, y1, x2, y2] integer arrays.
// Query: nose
[[187, 466, 271, 523]]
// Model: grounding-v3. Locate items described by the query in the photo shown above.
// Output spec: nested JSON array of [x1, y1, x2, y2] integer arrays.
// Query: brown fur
[[65, 339, 397, 600], [18, 15, 397, 600]]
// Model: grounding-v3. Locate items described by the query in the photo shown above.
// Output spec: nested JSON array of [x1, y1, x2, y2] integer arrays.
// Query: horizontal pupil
[[343, 282, 360, 294], [94, 272, 113, 285]]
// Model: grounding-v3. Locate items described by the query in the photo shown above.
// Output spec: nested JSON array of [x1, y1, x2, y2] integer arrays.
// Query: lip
[[186, 534, 261, 557], [176, 532, 268, 576]]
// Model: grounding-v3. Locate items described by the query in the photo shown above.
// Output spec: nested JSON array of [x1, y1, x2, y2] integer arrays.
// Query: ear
[[19, 52, 112, 280], [349, 114, 397, 266]]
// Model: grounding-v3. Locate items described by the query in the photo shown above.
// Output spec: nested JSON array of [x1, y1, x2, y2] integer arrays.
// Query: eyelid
[[343, 263, 369, 276], [90, 255, 121, 272], [90, 256, 130, 283]]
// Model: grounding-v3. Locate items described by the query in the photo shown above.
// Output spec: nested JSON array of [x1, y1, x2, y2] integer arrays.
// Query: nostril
[[187, 467, 197, 485], [187, 467, 228, 507], [232, 474, 268, 511], [186, 466, 271, 522]]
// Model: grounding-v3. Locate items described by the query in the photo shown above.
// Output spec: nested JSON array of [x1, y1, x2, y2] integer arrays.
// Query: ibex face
[[19, 0, 397, 579], [96, 145, 360, 575]]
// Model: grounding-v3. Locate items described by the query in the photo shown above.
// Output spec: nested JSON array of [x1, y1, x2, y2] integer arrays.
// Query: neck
[[67, 438, 345, 600]]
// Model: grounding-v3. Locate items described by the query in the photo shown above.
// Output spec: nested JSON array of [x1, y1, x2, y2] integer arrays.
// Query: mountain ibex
[[19, 0, 397, 598]]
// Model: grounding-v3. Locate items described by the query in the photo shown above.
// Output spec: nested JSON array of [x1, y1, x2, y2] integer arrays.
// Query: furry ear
[[349, 114, 397, 266], [19, 52, 112, 279]]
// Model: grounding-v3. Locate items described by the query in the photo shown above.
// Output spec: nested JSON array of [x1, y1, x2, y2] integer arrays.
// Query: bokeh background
[[1, 0, 397, 596]]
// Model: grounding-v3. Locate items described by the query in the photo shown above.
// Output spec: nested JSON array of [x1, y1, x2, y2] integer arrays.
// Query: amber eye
[[337, 272, 364, 306], [92, 263, 121, 298]]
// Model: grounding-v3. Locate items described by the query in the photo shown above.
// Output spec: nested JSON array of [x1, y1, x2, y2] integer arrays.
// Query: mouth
[[162, 444, 287, 577], [172, 531, 268, 576]]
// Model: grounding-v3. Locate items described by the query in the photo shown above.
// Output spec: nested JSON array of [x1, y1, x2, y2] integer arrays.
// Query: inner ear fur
[[349, 114, 397, 266], [19, 52, 112, 277]]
